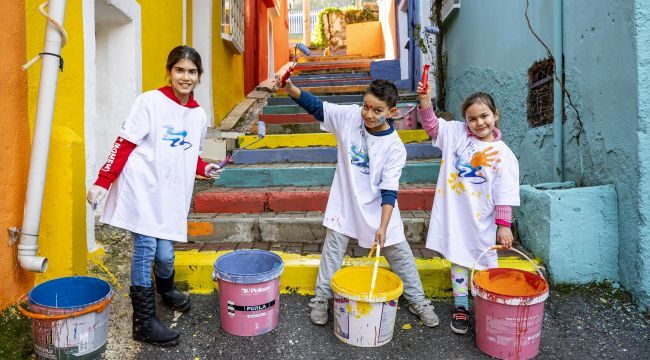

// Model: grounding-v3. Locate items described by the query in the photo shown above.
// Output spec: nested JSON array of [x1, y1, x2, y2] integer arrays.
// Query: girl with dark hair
[[416, 84, 520, 335], [87, 46, 221, 346]]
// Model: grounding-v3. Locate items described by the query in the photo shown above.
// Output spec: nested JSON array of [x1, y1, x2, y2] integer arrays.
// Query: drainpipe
[[182, 0, 187, 45], [18, 0, 67, 273], [552, 0, 564, 181]]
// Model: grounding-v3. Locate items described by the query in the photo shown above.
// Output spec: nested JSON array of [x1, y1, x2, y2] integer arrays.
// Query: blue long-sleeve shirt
[[293, 90, 398, 207]]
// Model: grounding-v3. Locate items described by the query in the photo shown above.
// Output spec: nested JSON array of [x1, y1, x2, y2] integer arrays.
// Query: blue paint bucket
[[18, 276, 114, 360], [213, 250, 284, 336]]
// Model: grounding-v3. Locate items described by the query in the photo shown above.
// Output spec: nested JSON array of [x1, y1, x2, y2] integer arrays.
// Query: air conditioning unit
[[441, 0, 460, 23]]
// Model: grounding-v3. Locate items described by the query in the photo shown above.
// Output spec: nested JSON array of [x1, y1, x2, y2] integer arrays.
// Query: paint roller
[[280, 43, 312, 87], [211, 121, 266, 173]]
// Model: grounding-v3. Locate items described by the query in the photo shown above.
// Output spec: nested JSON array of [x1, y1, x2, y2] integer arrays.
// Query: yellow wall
[[139, 0, 183, 91], [212, 2, 245, 125], [25, 0, 87, 282], [0, 0, 34, 310], [347, 21, 385, 57]]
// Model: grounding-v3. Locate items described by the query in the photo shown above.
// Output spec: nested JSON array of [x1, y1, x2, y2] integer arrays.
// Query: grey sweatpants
[[314, 228, 426, 305]]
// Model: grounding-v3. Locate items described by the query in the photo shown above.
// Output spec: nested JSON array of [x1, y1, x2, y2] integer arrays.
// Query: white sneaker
[[309, 297, 329, 325], [408, 300, 440, 327]]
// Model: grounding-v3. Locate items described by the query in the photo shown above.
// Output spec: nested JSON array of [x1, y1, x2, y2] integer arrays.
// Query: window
[[527, 58, 554, 127], [222, 0, 244, 53]]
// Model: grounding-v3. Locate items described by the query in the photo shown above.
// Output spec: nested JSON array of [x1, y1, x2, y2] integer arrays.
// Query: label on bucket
[[333, 298, 350, 339], [227, 300, 275, 318]]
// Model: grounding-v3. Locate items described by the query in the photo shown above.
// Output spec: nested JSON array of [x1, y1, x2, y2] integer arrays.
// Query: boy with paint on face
[[274, 77, 439, 327]]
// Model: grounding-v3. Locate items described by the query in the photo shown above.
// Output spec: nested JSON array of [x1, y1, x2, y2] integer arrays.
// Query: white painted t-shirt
[[101, 90, 208, 242], [425, 120, 520, 269], [321, 102, 407, 248]]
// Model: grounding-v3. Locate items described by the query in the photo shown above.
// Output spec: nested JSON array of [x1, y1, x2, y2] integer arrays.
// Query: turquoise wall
[[442, 0, 649, 309], [634, 0, 650, 310]]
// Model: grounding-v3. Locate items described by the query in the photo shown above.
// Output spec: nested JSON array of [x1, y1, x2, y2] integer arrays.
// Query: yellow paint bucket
[[331, 266, 403, 347]]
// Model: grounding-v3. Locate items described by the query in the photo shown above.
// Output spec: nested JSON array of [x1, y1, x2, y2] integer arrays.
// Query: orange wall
[[347, 21, 385, 57], [0, 0, 34, 310], [272, 0, 290, 73]]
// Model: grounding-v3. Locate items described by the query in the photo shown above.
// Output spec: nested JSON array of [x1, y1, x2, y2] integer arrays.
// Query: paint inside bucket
[[331, 266, 403, 347], [213, 250, 284, 336], [473, 268, 548, 297], [472, 267, 549, 360], [20, 276, 113, 360]]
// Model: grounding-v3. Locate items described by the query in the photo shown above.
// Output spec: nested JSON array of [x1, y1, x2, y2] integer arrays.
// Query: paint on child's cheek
[[377, 116, 386, 124]]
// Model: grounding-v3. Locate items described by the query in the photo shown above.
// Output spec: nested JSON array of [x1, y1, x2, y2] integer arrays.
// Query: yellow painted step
[[174, 250, 543, 297], [238, 130, 431, 149]]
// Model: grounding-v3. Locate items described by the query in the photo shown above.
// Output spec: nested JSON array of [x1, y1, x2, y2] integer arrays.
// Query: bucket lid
[[471, 268, 549, 306], [28, 276, 113, 309], [213, 250, 284, 284], [331, 266, 403, 303]]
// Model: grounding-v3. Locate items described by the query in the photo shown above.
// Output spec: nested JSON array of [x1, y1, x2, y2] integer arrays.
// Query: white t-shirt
[[101, 90, 208, 242], [321, 102, 407, 248], [425, 120, 520, 269]]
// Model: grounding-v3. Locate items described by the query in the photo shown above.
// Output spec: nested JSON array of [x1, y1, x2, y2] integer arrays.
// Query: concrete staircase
[[176, 54, 540, 296]]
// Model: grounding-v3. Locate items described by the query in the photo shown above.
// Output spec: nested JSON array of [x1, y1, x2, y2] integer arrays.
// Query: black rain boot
[[155, 271, 191, 312], [130, 286, 180, 346]]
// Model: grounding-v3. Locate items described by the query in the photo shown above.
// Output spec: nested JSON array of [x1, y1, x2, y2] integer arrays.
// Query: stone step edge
[[174, 249, 542, 298], [187, 211, 432, 243]]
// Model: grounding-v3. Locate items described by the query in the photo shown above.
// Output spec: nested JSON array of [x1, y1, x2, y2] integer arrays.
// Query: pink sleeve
[[495, 205, 512, 227], [417, 105, 439, 138]]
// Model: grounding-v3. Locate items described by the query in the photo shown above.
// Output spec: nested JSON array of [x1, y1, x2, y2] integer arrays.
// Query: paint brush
[[280, 43, 312, 87]]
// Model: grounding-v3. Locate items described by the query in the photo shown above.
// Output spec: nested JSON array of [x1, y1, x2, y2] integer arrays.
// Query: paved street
[[135, 287, 649, 360]]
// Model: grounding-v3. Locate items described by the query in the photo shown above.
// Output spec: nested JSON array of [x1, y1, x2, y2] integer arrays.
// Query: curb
[[174, 250, 543, 298]]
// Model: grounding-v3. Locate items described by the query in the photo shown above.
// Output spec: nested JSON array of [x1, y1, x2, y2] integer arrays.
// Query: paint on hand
[[473, 268, 547, 297]]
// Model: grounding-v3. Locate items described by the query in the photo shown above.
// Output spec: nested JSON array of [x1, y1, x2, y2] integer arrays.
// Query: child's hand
[[375, 227, 386, 248], [497, 226, 513, 249], [87, 185, 108, 210], [274, 75, 292, 90], [205, 163, 223, 179], [416, 82, 432, 109]]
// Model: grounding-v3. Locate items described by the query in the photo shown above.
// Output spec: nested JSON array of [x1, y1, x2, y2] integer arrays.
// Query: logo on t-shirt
[[162, 125, 192, 150], [453, 141, 500, 184], [349, 143, 369, 174]]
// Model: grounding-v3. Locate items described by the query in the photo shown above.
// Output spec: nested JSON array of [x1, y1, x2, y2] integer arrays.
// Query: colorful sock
[[451, 264, 469, 309]]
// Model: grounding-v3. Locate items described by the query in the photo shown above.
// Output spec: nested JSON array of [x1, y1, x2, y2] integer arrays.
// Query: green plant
[[311, 6, 379, 49], [413, 24, 428, 54]]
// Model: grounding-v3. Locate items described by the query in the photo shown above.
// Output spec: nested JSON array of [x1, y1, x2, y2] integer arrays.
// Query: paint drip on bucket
[[472, 268, 549, 360]]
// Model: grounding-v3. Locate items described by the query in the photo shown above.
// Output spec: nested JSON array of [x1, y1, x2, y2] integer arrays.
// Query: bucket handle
[[470, 245, 545, 284], [16, 292, 114, 320], [367, 242, 381, 298]]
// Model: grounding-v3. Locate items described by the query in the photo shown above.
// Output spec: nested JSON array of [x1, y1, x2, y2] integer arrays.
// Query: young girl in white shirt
[[87, 46, 222, 346], [417, 83, 520, 335]]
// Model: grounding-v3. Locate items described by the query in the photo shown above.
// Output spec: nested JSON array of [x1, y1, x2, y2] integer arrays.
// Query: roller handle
[[280, 64, 296, 87], [419, 64, 431, 94], [216, 155, 234, 169]]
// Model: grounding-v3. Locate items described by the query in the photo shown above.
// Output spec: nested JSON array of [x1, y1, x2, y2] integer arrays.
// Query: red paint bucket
[[471, 246, 549, 360]]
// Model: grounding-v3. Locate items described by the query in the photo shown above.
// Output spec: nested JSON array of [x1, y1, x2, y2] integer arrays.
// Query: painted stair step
[[263, 101, 417, 115], [214, 161, 439, 188], [237, 130, 430, 149], [295, 62, 371, 71], [275, 84, 369, 95], [263, 122, 325, 135], [258, 113, 318, 124], [174, 247, 540, 297], [193, 186, 436, 213], [267, 94, 363, 106], [187, 210, 432, 244], [232, 143, 441, 164], [290, 72, 371, 81], [290, 79, 371, 87]]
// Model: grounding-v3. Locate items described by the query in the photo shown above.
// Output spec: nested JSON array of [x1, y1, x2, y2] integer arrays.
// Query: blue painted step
[[291, 72, 371, 80], [215, 161, 440, 188], [267, 95, 363, 106], [232, 143, 441, 164], [291, 79, 371, 87]]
